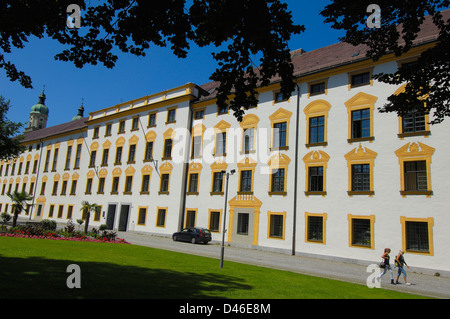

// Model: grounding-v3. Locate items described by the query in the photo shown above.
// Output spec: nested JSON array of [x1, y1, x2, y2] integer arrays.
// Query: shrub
[[40, 219, 57, 231]]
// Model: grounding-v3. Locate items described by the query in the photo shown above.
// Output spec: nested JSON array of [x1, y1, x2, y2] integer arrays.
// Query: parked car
[[172, 227, 212, 244]]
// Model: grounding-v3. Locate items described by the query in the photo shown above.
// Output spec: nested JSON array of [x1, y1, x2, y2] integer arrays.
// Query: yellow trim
[[307, 78, 329, 98], [304, 99, 332, 147], [269, 108, 292, 150], [184, 208, 198, 228], [137, 206, 148, 226], [158, 162, 173, 195], [228, 194, 262, 245], [395, 142, 435, 197], [345, 92, 378, 143], [237, 157, 257, 194], [304, 212, 327, 244], [210, 160, 228, 195], [303, 150, 330, 196], [239, 114, 259, 154], [400, 216, 434, 255], [344, 145, 377, 196], [156, 207, 168, 228], [267, 153, 291, 196], [187, 162, 203, 195], [348, 214, 375, 249], [267, 211, 286, 240], [191, 124, 206, 158], [347, 67, 374, 90], [213, 120, 231, 157], [208, 209, 222, 233]]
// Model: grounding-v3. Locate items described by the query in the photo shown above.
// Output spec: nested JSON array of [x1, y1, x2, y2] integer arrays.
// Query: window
[[127, 144, 136, 163], [167, 108, 176, 123], [404, 161, 427, 191], [156, 208, 166, 227], [74, 144, 82, 169], [209, 210, 221, 232], [70, 180, 77, 195], [57, 205, 64, 218], [25, 161, 30, 174], [52, 181, 58, 195], [268, 212, 285, 239], [194, 109, 204, 119], [137, 207, 147, 225], [345, 92, 377, 143], [148, 112, 157, 127], [93, 126, 99, 139], [185, 210, 196, 228], [401, 217, 434, 255], [215, 132, 226, 156], [352, 164, 370, 192], [217, 104, 228, 115], [131, 117, 139, 131], [310, 82, 325, 95], [124, 176, 133, 194], [192, 136, 202, 158], [348, 215, 374, 249], [402, 111, 426, 134], [243, 128, 254, 153], [48, 205, 55, 218], [308, 166, 323, 192], [60, 181, 67, 195], [395, 142, 434, 197], [163, 139, 173, 159], [160, 174, 169, 193], [115, 146, 123, 165], [351, 72, 370, 87], [309, 116, 325, 144], [64, 145, 72, 170], [111, 177, 119, 194], [273, 122, 287, 150], [306, 213, 326, 244], [118, 120, 126, 133], [44, 150, 50, 172], [40, 181, 46, 195], [240, 170, 252, 193], [101, 148, 109, 166], [141, 175, 150, 194], [97, 177, 105, 194], [351, 109, 371, 139], [237, 213, 249, 235], [105, 123, 112, 136], [67, 205, 73, 219], [144, 141, 153, 161], [273, 90, 288, 103], [32, 160, 38, 174], [51, 148, 59, 172], [212, 172, 224, 193], [271, 168, 285, 193], [188, 173, 199, 194], [89, 150, 96, 168], [345, 145, 377, 196], [85, 178, 93, 194]]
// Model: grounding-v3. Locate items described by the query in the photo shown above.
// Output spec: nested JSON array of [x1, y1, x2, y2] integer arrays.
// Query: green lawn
[[0, 237, 429, 299]]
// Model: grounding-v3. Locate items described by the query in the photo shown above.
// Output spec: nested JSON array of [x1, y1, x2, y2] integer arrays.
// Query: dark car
[[172, 227, 212, 244]]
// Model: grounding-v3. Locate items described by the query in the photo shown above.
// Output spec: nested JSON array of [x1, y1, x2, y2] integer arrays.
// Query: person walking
[[395, 249, 411, 285], [378, 248, 395, 285]]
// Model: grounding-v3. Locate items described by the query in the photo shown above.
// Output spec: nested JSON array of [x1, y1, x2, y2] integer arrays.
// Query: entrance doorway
[[106, 204, 117, 230], [118, 204, 130, 231]]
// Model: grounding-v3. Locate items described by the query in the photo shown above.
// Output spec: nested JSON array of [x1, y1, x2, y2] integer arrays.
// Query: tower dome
[[72, 100, 85, 121], [30, 91, 49, 116]]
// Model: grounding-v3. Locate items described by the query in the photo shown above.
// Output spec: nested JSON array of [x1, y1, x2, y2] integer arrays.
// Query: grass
[[0, 237, 430, 299]]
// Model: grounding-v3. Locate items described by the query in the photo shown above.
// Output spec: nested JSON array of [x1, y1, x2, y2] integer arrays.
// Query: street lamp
[[220, 169, 235, 268]]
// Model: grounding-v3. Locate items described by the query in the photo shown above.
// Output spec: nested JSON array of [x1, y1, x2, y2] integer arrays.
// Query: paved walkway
[[117, 231, 450, 299]]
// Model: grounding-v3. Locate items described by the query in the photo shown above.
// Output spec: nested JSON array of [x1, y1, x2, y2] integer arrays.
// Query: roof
[[21, 117, 89, 144], [196, 9, 448, 103]]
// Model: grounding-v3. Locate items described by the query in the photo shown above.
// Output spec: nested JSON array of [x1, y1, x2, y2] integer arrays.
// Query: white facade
[[1, 41, 449, 275]]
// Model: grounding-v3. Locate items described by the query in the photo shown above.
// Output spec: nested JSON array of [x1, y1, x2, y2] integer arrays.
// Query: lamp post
[[220, 169, 235, 268]]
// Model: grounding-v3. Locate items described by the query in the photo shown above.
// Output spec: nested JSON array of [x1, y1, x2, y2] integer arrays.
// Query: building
[[1, 11, 449, 275]]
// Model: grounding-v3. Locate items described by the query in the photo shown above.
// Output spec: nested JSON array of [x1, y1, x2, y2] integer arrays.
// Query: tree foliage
[[0, 0, 303, 121], [0, 96, 24, 160], [7, 190, 33, 228], [321, 0, 450, 124]]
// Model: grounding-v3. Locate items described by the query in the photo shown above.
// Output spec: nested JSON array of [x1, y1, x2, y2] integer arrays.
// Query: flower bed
[[0, 221, 130, 244]]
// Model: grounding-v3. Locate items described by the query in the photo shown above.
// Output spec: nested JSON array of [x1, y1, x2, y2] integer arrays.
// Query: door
[[106, 204, 117, 230], [118, 204, 130, 232]]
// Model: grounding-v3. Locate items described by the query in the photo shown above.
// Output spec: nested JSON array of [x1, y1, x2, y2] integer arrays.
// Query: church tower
[[25, 89, 49, 133]]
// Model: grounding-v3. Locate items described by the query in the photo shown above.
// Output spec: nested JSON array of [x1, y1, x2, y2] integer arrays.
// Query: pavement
[[116, 231, 450, 299]]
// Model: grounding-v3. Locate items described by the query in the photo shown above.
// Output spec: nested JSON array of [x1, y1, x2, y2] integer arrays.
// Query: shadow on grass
[[0, 254, 252, 299]]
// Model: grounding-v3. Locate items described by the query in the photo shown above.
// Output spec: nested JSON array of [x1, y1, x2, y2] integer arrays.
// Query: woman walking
[[378, 248, 395, 285], [395, 249, 411, 285]]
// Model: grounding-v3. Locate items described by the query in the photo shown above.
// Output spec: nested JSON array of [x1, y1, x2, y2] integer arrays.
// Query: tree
[[80, 201, 100, 234], [0, 0, 303, 122], [7, 191, 33, 228], [0, 96, 25, 160], [320, 0, 450, 124]]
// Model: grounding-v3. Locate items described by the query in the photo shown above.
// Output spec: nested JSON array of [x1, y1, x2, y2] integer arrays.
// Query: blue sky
[[0, 1, 345, 130]]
